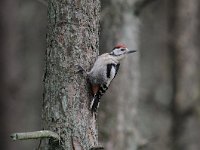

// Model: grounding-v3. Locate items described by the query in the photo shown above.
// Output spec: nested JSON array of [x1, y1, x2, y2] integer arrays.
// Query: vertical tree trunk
[[43, 0, 100, 149], [1, 1, 46, 149], [170, 0, 200, 150], [99, 1, 141, 150], [138, 1, 173, 150], [0, 1, 7, 149]]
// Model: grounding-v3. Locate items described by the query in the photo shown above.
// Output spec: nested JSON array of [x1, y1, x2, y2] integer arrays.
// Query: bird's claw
[[75, 65, 87, 74]]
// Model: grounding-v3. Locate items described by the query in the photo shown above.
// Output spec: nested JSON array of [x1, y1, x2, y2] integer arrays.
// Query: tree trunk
[[170, 0, 200, 150], [0, 0, 45, 149], [137, 1, 173, 150], [43, 0, 100, 149], [99, 1, 141, 150]]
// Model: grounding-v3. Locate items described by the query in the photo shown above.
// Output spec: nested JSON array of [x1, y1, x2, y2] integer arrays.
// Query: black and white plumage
[[87, 44, 136, 112]]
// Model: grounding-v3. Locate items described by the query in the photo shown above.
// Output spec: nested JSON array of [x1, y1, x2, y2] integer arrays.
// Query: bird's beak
[[126, 50, 137, 54]]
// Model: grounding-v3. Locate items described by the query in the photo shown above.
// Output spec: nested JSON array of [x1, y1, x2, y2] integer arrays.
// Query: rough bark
[[99, 1, 140, 150], [43, 0, 100, 149]]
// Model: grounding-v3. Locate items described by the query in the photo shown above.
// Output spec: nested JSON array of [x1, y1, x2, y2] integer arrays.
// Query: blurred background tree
[[99, 0, 140, 149], [0, 0, 200, 150], [0, 0, 46, 149]]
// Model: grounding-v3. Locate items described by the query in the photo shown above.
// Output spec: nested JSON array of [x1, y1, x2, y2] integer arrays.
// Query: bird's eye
[[121, 49, 125, 51]]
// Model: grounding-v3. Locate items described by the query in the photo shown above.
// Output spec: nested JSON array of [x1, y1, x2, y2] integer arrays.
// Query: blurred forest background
[[1, 0, 200, 150]]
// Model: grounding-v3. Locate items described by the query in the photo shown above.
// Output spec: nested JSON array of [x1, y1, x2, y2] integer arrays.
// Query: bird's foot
[[75, 65, 87, 74]]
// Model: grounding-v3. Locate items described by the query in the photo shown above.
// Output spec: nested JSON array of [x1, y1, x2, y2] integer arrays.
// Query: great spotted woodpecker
[[79, 44, 136, 112]]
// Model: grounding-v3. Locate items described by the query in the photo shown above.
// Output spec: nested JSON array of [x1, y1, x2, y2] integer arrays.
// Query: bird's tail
[[90, 95, 100, 112], [90, 84, 108, 112]]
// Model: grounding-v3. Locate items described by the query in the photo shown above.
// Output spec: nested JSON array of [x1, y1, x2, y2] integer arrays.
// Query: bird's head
[[110, 44, 136, 60]]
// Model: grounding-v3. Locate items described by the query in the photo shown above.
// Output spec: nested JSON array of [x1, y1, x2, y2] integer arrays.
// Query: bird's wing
[[114, 63, 120, 77]]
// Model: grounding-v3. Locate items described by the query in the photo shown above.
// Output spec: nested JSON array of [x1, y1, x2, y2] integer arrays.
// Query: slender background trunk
[[0, 0, 46, 149], [171, 0, 200, 150], [99, 0, 140, 150], [137, 1, 173, 150]]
